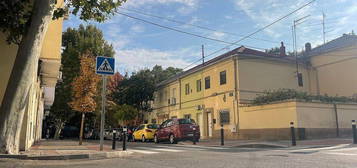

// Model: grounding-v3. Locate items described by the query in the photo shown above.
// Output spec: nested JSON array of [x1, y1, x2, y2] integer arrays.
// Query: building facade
[[146, 34, 357, 140], [0, 1, 64, 150]]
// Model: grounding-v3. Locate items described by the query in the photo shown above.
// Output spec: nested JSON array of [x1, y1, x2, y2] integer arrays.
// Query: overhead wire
[[183, 0, 316, 70], [118, 7, 290, 46], [116, 12, 266, 51]]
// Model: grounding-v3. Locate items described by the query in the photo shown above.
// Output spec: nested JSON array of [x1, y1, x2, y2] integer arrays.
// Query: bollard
[[290, 122, 296, 146], [112, 130, 116, 150], [193, 127, 196, 145], [220, 124, 224, 146], [123, 127, 127, 151], [352, 120, 357, 144]]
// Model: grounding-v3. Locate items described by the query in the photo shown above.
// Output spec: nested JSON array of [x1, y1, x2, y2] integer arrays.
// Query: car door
[[162, 119, 172, 140], [157, 120, 168, 140], [134, 125, 143, 140]]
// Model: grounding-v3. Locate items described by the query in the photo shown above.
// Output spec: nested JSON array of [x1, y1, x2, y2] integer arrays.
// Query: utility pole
[[202, 45, 205, 65], [322, 12, 326, 44], [292, 15, 310, 86]]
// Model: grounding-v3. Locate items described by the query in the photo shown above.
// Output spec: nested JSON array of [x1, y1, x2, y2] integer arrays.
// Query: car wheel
[[154, 135, 159, 144], [141, 135, 146, 142], [169, 134, 177, 144]]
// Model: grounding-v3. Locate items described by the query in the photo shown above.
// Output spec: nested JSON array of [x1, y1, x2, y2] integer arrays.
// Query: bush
[[252, 89, 357, 105]]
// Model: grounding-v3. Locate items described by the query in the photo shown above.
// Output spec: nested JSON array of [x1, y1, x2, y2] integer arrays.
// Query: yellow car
[[133, 124, 158, 142]]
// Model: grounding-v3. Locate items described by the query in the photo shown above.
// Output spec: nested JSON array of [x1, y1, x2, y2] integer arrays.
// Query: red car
[[154, 118, 200, 144]]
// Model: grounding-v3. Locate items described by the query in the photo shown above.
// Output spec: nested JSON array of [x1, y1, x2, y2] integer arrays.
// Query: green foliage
[[0, 0, 126, 44], [252, 89, 357, 105], [50, 25, 115, 127], [109, 66, 182, 123], [112, 104, 138, 123], [265, 47, 280, 55], [0, 0, 33, 44]]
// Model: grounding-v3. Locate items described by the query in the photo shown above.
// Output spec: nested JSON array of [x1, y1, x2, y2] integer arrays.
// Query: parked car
[[133, 124, 158, 142], [104, 128, 122, 140], [154, 118, 200, 144]]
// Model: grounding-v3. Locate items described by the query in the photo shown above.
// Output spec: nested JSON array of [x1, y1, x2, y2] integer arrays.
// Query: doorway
[[206, 112, 213, 137], [196, 113, 203, 137]]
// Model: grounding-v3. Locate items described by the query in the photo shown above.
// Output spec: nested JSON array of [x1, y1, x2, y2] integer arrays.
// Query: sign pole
[[96, 56, 114, 151], [100, 75, 107, 151]]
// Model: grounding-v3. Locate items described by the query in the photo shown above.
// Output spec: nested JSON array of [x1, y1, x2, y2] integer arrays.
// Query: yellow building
[[148, 34, 357, 140], [0, 1, 64, 150]]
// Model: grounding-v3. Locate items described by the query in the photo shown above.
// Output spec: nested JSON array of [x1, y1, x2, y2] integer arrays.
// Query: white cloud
[[130, 25, 145, 33], [210, 31, 225, 39], [123, 0, 199, 14], [114, 47, 199, 73]]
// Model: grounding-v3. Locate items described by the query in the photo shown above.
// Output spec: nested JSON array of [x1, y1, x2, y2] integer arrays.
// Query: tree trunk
[[0, 0, 55, 154], [54, 120, 64, 140], [79, 112, 85, 145]]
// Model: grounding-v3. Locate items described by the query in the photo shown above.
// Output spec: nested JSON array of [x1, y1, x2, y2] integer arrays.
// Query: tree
[[113, 104, 139, 125], [110, 66, 182, 123], [0, 0, 126, 154], [69, 53, 99, 145], [50, 25, 115, 140]]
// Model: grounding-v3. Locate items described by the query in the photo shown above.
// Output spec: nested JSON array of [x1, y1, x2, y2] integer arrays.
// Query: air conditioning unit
[[197, 105, 202, 110], [197, 104, 205, 110]]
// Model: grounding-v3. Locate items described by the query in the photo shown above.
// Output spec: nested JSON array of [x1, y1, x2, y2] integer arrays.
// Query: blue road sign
[[96, 56, 115, 75]]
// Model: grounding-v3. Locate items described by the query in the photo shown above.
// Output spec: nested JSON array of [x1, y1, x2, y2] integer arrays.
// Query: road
[[1, 141, 357, 168]]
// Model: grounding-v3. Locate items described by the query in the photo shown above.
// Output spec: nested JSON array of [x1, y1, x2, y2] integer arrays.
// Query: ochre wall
[[310, 45, 357, 97], [239, 101, 298, 129], [237, 58, 315, 103], [0, 33, 18, 104]]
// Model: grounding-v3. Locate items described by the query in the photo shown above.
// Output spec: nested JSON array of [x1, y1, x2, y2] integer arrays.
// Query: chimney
[[279, 42, 286, 57], [305, 43, 311, 53]]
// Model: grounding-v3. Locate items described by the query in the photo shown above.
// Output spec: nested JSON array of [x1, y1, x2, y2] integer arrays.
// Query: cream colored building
[[147, 34, 357, 140], [0, 1, 64, 150]]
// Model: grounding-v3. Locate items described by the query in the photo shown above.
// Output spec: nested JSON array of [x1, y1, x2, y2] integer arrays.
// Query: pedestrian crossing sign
[[96, 56, 115, 75]]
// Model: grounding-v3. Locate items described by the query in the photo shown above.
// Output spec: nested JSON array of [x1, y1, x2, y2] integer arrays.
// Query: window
[[168, 99, 170, 105], [219, 110, 230, 124], [220, 70, 227, 85], [147, 124, 158, 129], [205, 76, 210, 89], [184, 114, 191, 119], [178, 118, 195, 124], [196, 79, 202, 92], [185, 83, 190, 95], [297, 73, 303, 87]]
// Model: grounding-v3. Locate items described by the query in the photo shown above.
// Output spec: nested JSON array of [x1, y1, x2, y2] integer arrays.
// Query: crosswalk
[[289, 144, 357, 156], [127, 145, 230, 155]]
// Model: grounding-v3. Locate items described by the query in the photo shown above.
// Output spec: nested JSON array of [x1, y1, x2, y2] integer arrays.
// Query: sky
[[63, 0, 357, 74]]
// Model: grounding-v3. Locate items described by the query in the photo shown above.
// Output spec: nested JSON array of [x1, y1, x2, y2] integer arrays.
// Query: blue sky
[[63, 0, 357, 74]]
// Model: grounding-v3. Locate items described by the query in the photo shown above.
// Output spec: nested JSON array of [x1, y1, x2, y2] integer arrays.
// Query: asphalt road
[[1, 141, 357, 168]]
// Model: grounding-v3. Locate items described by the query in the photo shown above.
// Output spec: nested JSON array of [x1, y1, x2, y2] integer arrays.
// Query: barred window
[[219, 110, 230, 124]]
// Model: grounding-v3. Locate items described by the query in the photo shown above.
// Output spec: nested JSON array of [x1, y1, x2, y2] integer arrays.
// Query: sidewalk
[[0, 140, 131, 160], [179, 137, 354, 148]]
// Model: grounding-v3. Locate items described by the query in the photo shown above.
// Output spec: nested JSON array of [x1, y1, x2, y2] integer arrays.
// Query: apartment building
[[146, 34, 357, 140]]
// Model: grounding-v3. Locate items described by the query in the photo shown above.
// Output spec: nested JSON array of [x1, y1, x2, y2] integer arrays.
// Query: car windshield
[[178, 119, 195, 124], [147, 124, 158, 129]]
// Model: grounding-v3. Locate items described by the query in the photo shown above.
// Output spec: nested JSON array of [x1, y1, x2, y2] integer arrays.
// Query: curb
[[0, 151, 132, 160]]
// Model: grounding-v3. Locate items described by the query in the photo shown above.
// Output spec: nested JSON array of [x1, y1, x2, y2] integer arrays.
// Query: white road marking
[[290, 144, 350, 153], [135, 147, 184, 152], [129, 149, 159, 154], [325, 152, 357, 156]]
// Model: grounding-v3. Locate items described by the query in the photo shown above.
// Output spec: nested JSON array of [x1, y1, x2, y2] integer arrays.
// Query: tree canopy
[[0, 0, 126, 44]]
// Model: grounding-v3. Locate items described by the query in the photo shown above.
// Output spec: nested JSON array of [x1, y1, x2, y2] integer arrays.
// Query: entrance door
[[196, 113, 203, 137], [207, 112, 213, 137]]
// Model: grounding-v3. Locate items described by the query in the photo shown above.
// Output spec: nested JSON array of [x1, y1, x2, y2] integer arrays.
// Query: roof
[[157, 46, 297, 87], [305, 34, 357, 57]]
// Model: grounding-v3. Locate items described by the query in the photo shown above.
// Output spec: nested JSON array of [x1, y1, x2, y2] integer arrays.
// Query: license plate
[[187, 134, 193, 136]]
